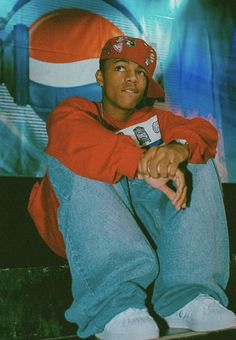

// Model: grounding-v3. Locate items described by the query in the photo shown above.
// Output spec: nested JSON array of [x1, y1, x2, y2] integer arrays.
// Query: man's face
[[96, 59, 148, 121]]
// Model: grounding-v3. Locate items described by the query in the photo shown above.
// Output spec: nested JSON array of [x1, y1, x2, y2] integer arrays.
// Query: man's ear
[[95, 70, 104, 87]]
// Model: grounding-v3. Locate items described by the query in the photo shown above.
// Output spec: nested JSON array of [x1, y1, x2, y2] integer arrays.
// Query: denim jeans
[[47, 156, 230, 338]]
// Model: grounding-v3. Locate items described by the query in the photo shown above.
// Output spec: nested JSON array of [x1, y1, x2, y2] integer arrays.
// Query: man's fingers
[[156, 160, 169, 178], [138, 148, 156, 176], [174, 186, 187, 210], [137, 173, 143, 180], [167, 160, 178, 177], [149, 158, 179, 179], [148, 159, 160, 178], [138, 164, 188, 212], [174, 169, 185, 194], [158, 183, 177, 201], [160, 182, 187, 211], [170, 169, 188, 210]]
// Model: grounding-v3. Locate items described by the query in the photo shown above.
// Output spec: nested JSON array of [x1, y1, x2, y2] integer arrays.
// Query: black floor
[[0, 178, 236, 339], [1, 261, 235, 339]]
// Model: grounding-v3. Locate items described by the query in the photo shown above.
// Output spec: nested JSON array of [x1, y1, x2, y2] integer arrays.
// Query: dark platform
[[0, 178, 235, 339]]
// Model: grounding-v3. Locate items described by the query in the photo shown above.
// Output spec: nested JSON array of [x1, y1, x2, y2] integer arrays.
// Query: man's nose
[[125, 69, 138, 82]]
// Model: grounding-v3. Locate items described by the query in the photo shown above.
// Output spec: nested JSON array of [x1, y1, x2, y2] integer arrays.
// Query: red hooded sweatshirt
[[28, 97, 218, 258]]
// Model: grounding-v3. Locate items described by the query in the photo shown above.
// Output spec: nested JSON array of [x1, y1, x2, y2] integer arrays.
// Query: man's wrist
[[170, 139, 190, 160], [172, 139, 188, 146]]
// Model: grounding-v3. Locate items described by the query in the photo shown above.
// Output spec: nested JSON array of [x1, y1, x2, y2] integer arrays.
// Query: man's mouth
[[122, 88, 138, 94]]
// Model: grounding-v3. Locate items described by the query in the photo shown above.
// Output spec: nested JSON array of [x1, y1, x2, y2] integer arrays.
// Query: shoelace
[[106, 308, 149, 329], [179, 295, 223, 318], [195, 295, 223, 309]]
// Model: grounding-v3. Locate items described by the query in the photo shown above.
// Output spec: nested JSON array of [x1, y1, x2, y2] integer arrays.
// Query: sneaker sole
[[96, 337, 159, 340], [165, 317, 236, 332], [96, 331, 159, 340]]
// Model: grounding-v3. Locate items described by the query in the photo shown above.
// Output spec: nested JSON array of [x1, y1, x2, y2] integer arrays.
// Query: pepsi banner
[[0, 0, 235, 181]]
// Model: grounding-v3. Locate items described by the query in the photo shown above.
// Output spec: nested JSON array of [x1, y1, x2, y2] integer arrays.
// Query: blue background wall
[[0, 0, 235, 182]]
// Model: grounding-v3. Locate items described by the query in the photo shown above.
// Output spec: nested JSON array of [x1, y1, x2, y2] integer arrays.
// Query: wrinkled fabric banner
[[0, 0, 235, 182]]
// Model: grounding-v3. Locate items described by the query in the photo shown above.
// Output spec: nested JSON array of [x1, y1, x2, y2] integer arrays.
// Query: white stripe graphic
[[29, 57, 99, 87]]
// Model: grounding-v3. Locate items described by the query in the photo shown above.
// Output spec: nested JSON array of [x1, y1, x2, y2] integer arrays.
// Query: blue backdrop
[[0, 0, 235, 182]]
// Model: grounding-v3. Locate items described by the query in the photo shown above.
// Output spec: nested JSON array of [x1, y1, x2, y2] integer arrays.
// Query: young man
[[28, 36, 236, 339]]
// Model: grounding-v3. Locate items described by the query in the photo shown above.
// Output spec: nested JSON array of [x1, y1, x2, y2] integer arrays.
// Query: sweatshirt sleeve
[[157, 110, 218, 163], [45, 98, 144, 183]]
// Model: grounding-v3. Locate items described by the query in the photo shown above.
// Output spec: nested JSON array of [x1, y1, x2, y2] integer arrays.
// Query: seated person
[[28, 35, 236, 339]]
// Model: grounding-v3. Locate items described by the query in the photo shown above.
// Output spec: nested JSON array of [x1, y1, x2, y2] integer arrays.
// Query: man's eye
[[115, 65, 125, 72], [138, 70, 147, 77]]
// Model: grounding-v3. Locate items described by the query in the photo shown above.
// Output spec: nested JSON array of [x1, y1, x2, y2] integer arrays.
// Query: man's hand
[[138, 169, 187, 211], [137, 143, 189, 210], [138, 143, 189, 179]]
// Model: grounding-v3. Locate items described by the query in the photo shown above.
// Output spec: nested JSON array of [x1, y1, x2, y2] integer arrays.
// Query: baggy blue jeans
[[47, 156, 230, 338]]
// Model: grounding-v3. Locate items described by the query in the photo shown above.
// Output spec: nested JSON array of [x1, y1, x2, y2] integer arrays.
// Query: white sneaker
[[96, 308, 159, 340], [165, 294, 236, 332]]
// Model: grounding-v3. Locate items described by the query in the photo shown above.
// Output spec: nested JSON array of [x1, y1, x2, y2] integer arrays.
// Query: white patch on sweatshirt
[[116, 115, 162, 149]]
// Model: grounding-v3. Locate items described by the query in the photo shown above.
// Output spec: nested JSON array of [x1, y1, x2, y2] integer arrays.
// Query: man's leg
[[128, 159, 230, 318], [47, 156, 159, 338]]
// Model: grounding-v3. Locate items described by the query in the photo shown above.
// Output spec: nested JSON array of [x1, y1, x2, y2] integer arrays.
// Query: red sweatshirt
[[28, 97, 218, 258]]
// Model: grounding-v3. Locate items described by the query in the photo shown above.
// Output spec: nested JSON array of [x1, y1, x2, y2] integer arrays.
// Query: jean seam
[[67, 230, 96, 299]]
